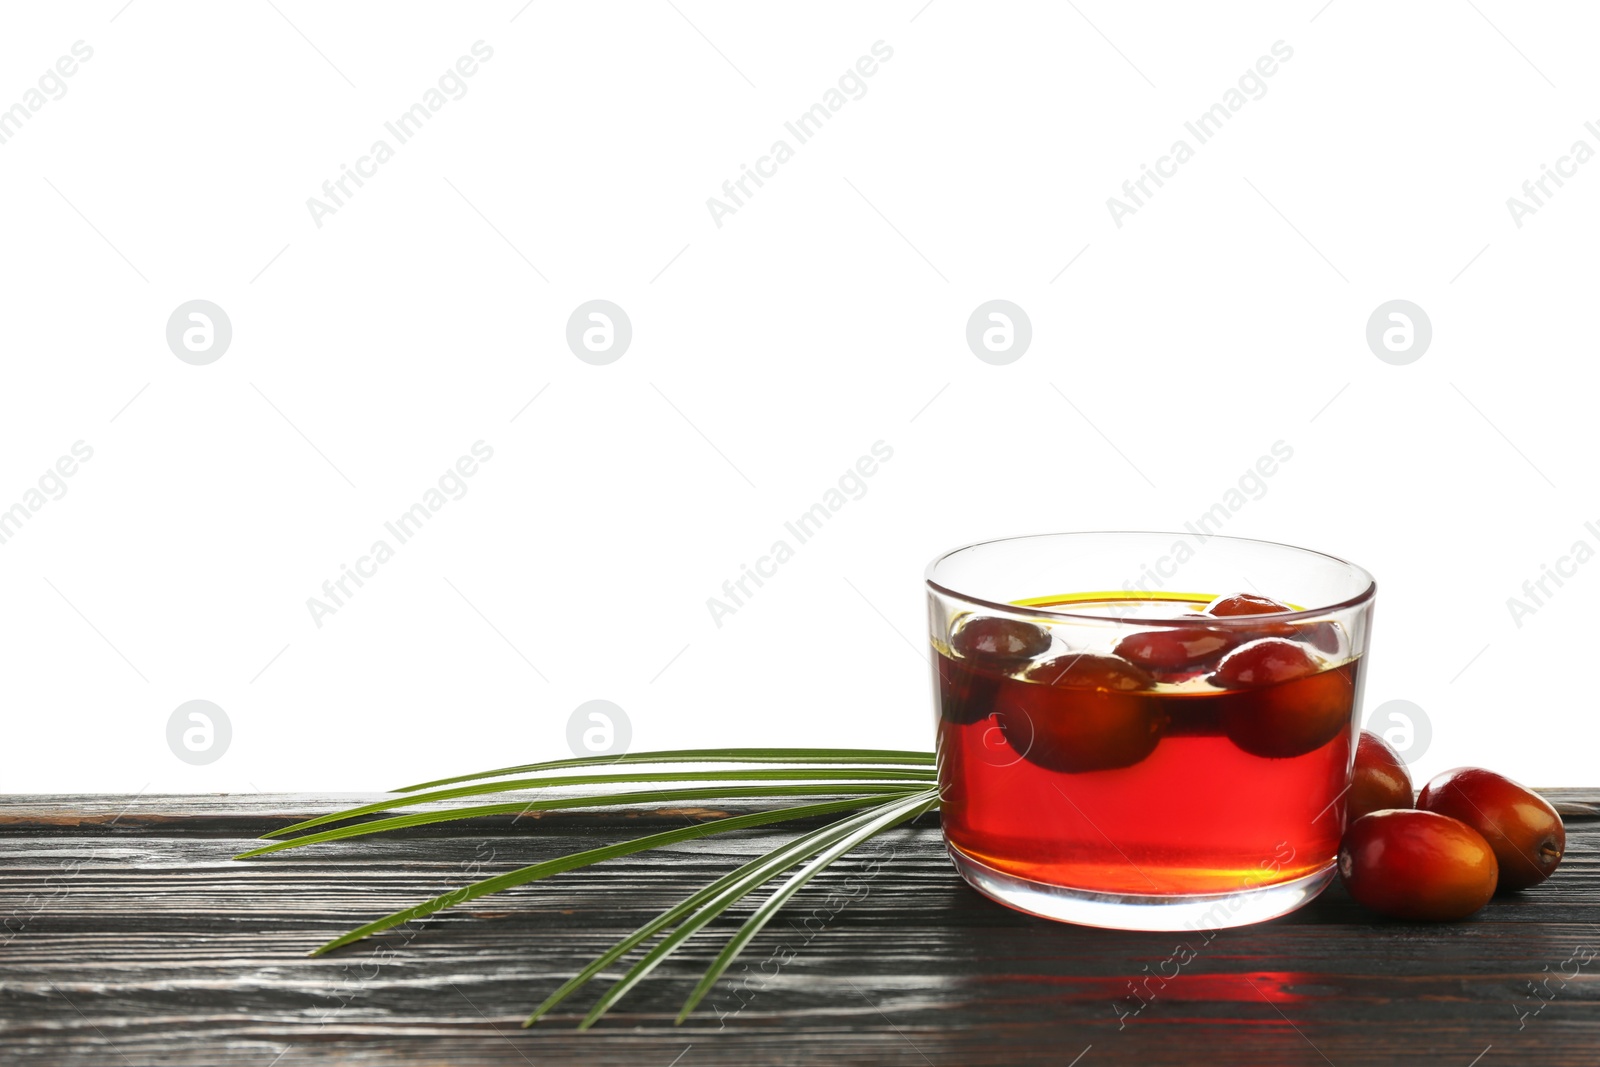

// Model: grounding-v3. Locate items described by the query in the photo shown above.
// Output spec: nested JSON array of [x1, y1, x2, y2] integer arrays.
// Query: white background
[[0, 1, 1594, 793]]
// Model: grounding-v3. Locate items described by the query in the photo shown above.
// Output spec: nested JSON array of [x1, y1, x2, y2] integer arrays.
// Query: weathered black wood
[[1, 791, 1597, 1066]]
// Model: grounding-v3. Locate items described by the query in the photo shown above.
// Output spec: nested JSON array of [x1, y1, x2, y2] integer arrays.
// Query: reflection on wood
[[0, 791, 1596, 1065]]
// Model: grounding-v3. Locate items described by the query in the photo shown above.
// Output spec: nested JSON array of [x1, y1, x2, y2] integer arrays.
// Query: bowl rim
[[925, 530, 1377, 625]]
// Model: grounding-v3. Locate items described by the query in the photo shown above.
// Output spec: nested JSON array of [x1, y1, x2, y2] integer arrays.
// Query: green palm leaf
[[675, 791, 940, 1022], [254, 747, 942, 1028], [576, 789, 937, 1029], [396, 747, 936, 792], [307, 794, 909, 956], [235, 783, 923, 859], [267, 767, 934, 840], [523, 794, 926, 1026]]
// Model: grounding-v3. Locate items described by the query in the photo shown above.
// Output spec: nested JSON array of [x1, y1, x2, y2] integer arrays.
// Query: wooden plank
[[0, 792, 1596, 1066]]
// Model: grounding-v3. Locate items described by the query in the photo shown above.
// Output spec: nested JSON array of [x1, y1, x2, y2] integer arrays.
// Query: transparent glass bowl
[[927, 532, 1376, 931]]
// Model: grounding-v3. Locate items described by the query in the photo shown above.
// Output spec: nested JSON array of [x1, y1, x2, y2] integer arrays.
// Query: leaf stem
[[307, 794, 915, 957], [576, 789, 938, 1029], [236, 784, 924, 859], [268, 767, 934, 840], [394, 748, 935, 793], [675, 792, 939, 1022], [524, 792, 928, 1026]]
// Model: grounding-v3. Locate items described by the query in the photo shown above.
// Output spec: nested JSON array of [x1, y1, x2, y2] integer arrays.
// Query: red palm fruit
[[1418, 768, 1565, 891], [989, 654, 1163, 773], [1217, 661, 1354, 759], [1209, 638, 1320, 689], [1113, 626, 1237, 671], [1347, 730, 1413, 822], [1339, 810, 1498, 921], [1204, 592, 1341, 650], [951, 615, 1051, 664], [1204, 592, 1293, 617]]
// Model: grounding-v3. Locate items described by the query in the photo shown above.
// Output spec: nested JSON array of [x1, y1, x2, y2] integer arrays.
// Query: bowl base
[[946, 844, 1337, 932]]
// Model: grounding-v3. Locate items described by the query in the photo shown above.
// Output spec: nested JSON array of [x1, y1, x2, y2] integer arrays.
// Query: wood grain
[[1, 791, 1596, 1066]]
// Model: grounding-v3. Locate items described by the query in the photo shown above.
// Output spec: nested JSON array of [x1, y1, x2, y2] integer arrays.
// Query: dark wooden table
[[1, 791, 1596, 1066]]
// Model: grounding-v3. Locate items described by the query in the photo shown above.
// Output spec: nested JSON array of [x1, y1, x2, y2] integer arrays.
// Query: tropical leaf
[[306, 793, 913, 956], [396, 747, 936, 792], [524, 792, 931, 1026], [675, 791, 939, 1021], [235, 783, 923, 859], [576, 789, 937, 1029], [267, 766, 934, 840], [244, 747, 943, 1028]]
